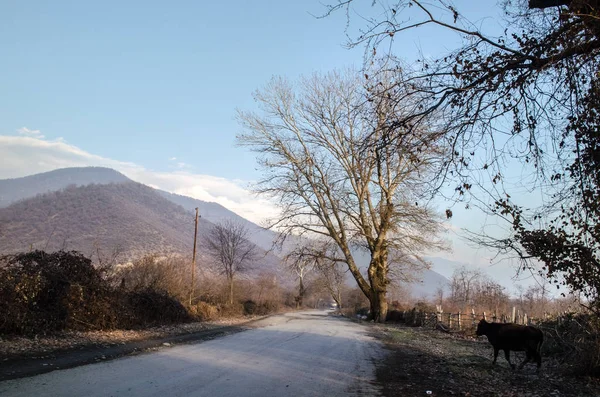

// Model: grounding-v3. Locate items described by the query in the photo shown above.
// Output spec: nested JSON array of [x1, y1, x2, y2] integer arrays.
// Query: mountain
[[405, 266, 450, 300], [0, 167, 131, 208], [0, 182, 208, 258], [348, 247, 450, 300], [0, 177, 284, 278], [0, 167, 284, 253], [157, 190, 284, 253]]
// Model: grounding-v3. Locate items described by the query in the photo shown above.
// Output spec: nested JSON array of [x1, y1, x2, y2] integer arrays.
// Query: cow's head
[[476, 319, 489, 336]]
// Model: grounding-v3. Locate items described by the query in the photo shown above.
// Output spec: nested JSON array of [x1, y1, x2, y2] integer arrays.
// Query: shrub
[[121, 289, 192, 327], [218, 303, 244, 317], [413, 301, 436, 313], [193, 301, 219, 321], [386, 310, 405, 323], [0, 250, 115, 334], [540, 313, 600, 376], [243, 300, 258, 315], [256, 300, 280, 315], [114, 254, 189, 301], [0, 250, 193, 335]]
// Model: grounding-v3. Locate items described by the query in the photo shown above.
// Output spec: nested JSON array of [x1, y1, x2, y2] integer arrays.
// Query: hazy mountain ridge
[[0, 167, 131, 208], [157, 190, 283, 253]]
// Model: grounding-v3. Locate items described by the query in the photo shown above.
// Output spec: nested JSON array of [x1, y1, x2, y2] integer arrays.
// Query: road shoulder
[[0, 316, 274, 381]]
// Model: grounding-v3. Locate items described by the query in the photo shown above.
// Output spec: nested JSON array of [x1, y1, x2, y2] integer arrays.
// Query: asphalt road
[[0, 311, 384, 396]]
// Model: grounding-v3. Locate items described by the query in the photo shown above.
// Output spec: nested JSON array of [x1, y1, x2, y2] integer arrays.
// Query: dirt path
[[372, 324, 600, 397]]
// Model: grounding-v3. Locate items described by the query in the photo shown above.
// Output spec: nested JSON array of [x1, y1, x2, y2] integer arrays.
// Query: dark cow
[[476, 319, 543, 371]]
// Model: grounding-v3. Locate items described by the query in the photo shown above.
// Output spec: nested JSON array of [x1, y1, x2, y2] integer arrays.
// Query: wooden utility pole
[[190, 207, 199, 306]]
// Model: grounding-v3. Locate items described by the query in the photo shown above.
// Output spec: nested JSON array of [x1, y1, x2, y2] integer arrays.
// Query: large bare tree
[[202, 220, 258, 305], [237, 69, 446, 321]]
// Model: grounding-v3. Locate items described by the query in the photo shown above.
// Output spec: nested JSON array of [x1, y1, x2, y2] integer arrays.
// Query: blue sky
[[0, 0, 504, 181], [1, 1, 545, 292], [1, 1, 367, 179]]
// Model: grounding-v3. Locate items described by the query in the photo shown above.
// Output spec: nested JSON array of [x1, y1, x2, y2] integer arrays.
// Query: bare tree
[[449, 266, 483, 309], [315, 256, 346, 309], [202, 220, 258, 305], [284, 246, 315, 309], [237, 69, 446, 321]]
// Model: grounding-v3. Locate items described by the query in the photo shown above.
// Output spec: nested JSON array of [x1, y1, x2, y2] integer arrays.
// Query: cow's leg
[[504, 350, 516, 370], [518, 352, 531, 370], [535, 349, 542, 372], [493, 348, 499, 365]]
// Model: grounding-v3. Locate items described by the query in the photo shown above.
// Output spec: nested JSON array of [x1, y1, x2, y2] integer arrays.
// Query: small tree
[[284, 246, 315, 309], [202, 220, 258, 305], [315, 256, 346, 309], [449, 266, 483, 309]]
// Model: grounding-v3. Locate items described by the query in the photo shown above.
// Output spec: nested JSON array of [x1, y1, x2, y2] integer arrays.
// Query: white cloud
[[0, 135, 278, 225], [17, 127, 44, 139]]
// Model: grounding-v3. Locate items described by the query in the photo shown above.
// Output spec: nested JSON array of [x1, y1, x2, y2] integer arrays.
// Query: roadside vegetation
[[0, 250, 287, 336]]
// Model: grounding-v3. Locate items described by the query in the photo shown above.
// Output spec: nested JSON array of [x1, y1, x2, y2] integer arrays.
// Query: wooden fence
[[396, 305, 545, 331]]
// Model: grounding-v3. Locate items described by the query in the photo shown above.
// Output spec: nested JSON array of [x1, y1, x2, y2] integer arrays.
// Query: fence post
[[511, 307, 516, 323], [436, 306, 442, 324], [448, 313, 452, 329], [458, 311, 462, 330], [524, 313, 528, 325]]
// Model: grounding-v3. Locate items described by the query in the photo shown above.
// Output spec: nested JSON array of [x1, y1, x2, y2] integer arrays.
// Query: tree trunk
[[368, 252, 389, 322], [228, 277, 234, 305], [296, 277, 305, 309], [369, 288, 388, 322], [334, 291, 342, 309]]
